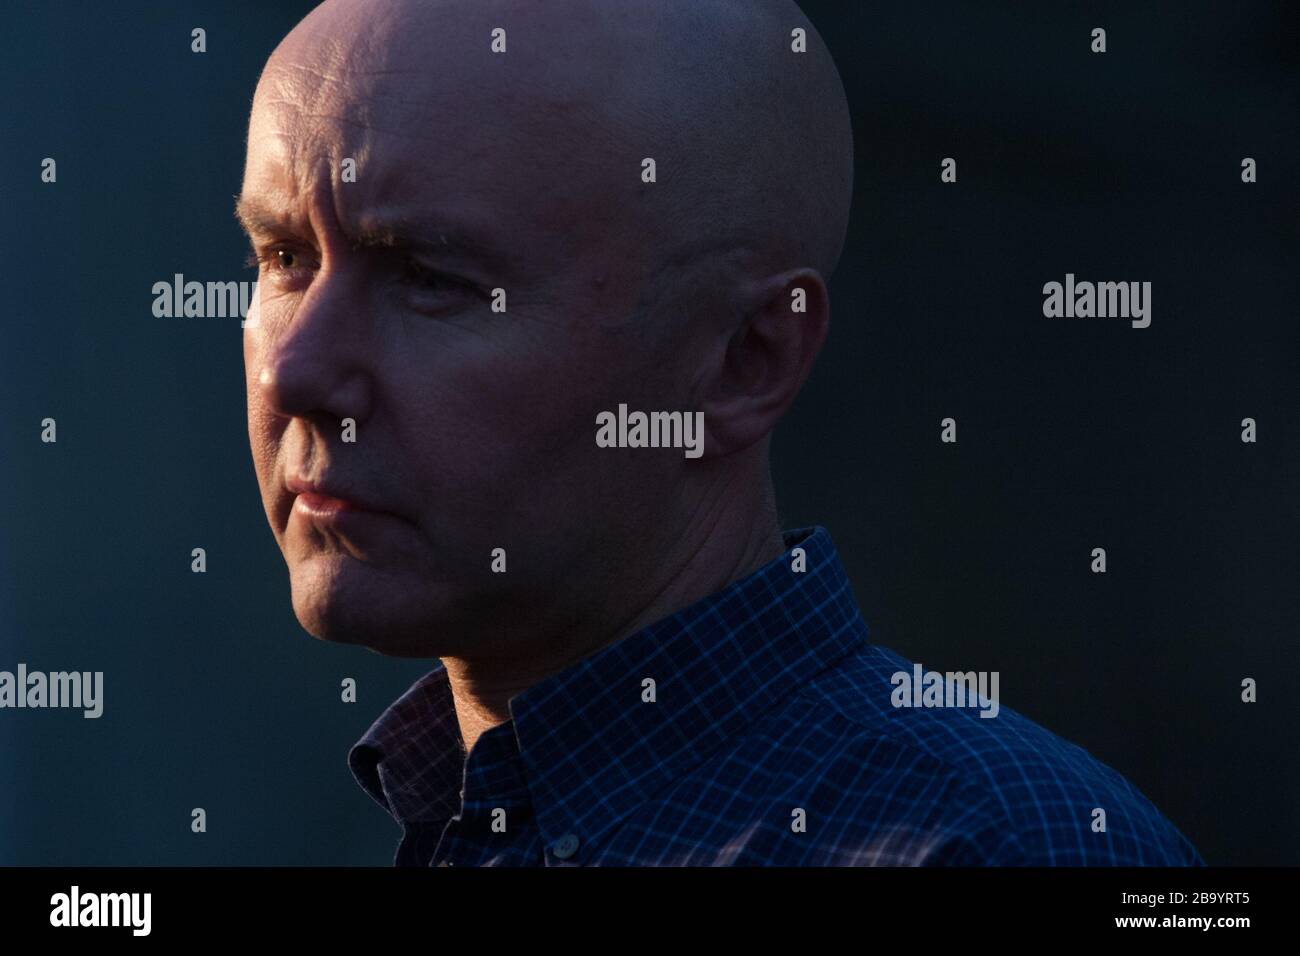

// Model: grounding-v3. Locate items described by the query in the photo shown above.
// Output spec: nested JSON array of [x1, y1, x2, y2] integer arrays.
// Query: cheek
[[242, 343, 264, 465], [385, 332, 623, 524], [398, 319, 608, 439], [243, 336, 288, 523], [242, 328, 271, 425], [400, 369, 595, 487]]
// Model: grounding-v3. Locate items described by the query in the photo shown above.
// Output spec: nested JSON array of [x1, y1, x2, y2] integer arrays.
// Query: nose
[[250, 273, 374, 427]]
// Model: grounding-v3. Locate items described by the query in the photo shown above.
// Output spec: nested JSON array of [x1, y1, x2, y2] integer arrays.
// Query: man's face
[[240, 13, 692, 657]]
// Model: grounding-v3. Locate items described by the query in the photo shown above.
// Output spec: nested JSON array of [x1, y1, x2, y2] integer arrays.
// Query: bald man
[[238, 0, 1203, 866]]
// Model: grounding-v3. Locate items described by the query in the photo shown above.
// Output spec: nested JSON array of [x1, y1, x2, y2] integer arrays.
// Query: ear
[[698, 268, 830, 457]]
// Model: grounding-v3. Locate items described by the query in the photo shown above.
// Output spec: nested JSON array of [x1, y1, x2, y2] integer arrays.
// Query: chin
[[287, 559, 452, 658]]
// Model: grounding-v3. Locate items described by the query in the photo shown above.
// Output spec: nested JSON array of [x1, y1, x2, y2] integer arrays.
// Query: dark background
[[1, 1, 1295, 865]]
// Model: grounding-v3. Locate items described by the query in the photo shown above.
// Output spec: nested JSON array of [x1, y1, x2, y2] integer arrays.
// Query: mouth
[[294, 491, 361, 516], [285, 475, 399, 522]]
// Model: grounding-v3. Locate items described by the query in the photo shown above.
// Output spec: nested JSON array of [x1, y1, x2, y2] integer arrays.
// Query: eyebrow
[[233, 195, 508, 267], [233, 196, 293, 238]]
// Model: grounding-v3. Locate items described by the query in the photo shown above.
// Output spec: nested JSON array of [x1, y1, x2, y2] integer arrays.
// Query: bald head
[[255, 0, 853, 310], [240, 0, 854, 658]]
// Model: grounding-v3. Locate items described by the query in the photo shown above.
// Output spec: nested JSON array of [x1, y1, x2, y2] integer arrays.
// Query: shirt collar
[[349, 525, 870, 848]]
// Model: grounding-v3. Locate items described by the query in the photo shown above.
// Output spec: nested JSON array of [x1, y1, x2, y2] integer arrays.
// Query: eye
[[402, 259, 471, 291], [245, 245, 319, 282]]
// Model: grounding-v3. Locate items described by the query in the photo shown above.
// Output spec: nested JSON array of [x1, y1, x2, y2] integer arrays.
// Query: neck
[[443, 469, 784, 755]]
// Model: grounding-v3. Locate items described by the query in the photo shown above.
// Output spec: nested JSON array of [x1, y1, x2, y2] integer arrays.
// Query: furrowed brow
[[349, 218, 506, 266], [234, 197, 507, 270], [234, 195, 303, 238]]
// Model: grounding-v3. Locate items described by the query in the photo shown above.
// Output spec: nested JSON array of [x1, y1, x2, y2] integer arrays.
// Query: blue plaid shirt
[[349, 526, 1204, 866]]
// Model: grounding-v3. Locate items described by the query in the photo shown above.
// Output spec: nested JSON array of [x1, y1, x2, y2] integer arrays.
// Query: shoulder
[[724, 643, 1204, 866]]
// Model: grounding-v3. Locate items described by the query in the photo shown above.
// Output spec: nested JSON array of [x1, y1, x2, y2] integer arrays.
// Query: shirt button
[[550, 834, 580, 860]]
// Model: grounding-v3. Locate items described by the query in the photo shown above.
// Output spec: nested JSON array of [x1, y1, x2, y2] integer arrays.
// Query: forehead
[[242, 25, 632, 262]]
